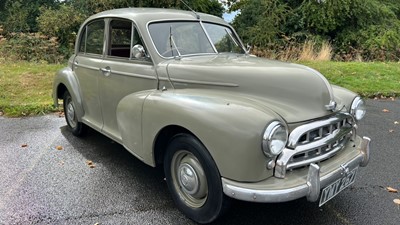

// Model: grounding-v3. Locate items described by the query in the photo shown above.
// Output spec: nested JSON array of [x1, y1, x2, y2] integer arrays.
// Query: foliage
[[231, 0, 400, 61], [1, 0, 399, 61], [233, 0, 289, 47], [0, 0, 223, 62], [0, 0, 57, 33], [0, 32, 63, 63], [37, 5, 85, 57]]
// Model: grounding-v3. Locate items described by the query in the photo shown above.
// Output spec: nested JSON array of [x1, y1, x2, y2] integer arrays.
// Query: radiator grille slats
[[275, 113, 354, 178]]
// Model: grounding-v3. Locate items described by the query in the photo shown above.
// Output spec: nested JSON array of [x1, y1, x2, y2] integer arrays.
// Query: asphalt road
[[0, 99, 399, 225]]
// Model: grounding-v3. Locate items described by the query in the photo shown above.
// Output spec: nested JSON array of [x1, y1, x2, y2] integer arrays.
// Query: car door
[[73, 19, 105, 130], [98, 18, 157, 141]]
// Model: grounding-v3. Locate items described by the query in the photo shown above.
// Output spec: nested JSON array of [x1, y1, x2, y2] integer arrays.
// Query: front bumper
[[222, 136, 370, 203]]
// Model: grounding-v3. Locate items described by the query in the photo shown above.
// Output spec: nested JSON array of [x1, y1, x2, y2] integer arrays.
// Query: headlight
[[262, 121, 288, 157], [351, 97, 366, 121]]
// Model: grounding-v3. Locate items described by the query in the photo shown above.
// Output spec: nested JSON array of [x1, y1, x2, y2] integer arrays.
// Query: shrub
[[0, 32, 64, 63]]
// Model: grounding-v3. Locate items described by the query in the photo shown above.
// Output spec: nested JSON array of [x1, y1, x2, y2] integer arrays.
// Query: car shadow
[[59, 125, 341, 225]]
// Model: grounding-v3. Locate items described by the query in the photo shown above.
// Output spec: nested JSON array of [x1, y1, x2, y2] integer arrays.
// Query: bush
[[335, 21, 400, 61], [0, 32, 64, 63]]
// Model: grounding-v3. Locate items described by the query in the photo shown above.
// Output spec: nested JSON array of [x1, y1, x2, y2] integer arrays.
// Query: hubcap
[[66, 100, 77, 128], [171, 150, 208, 208], [178, 163, 199, 195]]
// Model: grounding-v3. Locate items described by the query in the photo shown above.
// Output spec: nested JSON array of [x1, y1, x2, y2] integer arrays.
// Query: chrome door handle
[[100, 67, 111, 76]]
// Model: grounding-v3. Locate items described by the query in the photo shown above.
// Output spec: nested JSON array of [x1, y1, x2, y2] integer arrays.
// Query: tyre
[[164, 134, 229, 224], [63, 91, 86, 136]]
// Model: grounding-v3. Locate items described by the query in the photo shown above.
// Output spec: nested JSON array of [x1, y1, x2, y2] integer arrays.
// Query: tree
[[0, 0, 58, 32], [232, 0, 289, 46]]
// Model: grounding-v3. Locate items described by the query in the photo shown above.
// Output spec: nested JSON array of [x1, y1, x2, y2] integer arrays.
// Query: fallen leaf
[[56, 145, 63, 150], [389, 130, 394, 133], [386, 187, 399, 193], [86, 160, 95, 168], [390, 97, 395, 101], [58, 112, 64, 118], [394, 199, 400, 205], [59, 161, 64, 166], [382, 109, 390, 113], [21, 144, 28, 148], [0, 111, 3, 116], [386, 187, 398, 193], [394, 121, 399, 125]]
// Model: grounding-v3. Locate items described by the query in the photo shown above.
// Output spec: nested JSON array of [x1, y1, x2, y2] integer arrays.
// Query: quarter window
[[79, 20, 105, 55]]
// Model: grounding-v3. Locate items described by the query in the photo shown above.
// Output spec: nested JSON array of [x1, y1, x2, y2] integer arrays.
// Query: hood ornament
[[325, 100, 337, 111]]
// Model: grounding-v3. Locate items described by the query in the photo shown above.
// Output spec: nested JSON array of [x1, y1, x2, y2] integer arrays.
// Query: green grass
[[302, 61, 400, 97], [0, 61, 64, 117], [0, 60, 399, 117]]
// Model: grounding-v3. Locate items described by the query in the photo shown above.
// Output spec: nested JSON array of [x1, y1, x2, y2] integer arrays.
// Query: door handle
[[99, 66, 111, 76]]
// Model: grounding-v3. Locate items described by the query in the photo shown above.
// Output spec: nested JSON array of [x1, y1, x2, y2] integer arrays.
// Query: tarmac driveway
[[0, 99, 399, 224]]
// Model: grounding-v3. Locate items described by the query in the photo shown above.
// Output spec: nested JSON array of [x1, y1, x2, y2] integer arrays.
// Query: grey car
[[53, 8, 370, 224]]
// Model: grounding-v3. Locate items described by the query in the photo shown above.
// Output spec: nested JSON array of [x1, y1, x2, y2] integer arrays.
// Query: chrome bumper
[[222, 136, 370, 203]]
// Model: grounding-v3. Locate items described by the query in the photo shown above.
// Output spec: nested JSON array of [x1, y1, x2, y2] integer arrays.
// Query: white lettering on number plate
[[319, 168, 358, 207]]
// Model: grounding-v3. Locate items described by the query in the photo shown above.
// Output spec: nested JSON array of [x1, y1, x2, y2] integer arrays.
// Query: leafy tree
[[233, 0, 289, 46], [37, 4, 85, 56], [0, 0, 57, 32]]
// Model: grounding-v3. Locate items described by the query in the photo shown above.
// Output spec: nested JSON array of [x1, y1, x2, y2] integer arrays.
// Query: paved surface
[[0, 99, 399, 225]]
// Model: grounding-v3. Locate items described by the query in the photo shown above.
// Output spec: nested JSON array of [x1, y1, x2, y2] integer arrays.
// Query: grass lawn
[[302, 61, 400, 97], [0, 61, 63, 116], [0, 60, 399, 117]]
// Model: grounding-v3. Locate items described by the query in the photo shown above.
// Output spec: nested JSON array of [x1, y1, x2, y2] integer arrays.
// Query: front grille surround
[[275, 113, 354, 178]]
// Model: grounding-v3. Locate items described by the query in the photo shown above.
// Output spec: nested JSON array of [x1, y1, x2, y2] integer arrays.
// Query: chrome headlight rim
[[350, 96, 366, 121], [262, 121, 288, 157]]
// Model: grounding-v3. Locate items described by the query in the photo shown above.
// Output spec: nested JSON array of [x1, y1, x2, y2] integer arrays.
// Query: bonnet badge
[[325, 100, 337, 111]]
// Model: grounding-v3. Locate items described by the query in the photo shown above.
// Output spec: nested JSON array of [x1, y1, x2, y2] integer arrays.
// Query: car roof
[[86, 8, 228, 25]]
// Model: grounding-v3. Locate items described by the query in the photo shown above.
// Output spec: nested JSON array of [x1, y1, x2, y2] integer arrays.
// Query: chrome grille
[[275, 113, 354, 178]]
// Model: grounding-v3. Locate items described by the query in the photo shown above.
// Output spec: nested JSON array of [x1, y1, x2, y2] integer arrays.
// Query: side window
[[79, 20, 105, 55], [108, 20, 132, 58], [108, 19, 148, 61]]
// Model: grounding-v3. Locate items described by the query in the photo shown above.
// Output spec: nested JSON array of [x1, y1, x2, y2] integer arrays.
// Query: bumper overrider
[[222, 136, 370, 203]]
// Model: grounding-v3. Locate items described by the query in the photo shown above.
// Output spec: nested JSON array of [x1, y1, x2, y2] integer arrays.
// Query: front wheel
[[63, 91, 86, 136], [164, 134, 229, 224]]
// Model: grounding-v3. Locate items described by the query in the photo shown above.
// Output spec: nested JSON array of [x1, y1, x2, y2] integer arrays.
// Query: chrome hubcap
[[171, 150, 208, 208], [178, 163, 199, 195], [66, 101, 77, 128]]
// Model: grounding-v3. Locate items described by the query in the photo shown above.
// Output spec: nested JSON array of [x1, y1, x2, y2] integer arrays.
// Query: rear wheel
[[164, 134, 229, 224], [63, 91, 86, 136]]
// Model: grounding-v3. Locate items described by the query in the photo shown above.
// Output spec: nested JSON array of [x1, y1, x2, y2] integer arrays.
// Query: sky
[[219, 0, 239, 23], [222, 11, 238, 23]]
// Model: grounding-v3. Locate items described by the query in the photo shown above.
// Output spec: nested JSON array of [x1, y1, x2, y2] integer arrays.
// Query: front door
[[98, 19, 157, 141]]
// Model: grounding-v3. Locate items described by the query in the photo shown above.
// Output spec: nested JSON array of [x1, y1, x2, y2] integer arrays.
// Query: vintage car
[[53, 8, 370, 224]]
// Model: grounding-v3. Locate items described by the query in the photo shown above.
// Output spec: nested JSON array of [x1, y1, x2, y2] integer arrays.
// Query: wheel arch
[[153, 125, 197, 166], [53, 67, 84, 120]]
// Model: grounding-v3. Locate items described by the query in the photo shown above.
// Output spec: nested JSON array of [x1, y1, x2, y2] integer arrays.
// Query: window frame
[[78, 19, 106, 57]]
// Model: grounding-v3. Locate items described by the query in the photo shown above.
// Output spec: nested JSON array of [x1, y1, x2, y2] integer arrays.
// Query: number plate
[[319, 168, 358, 207]]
